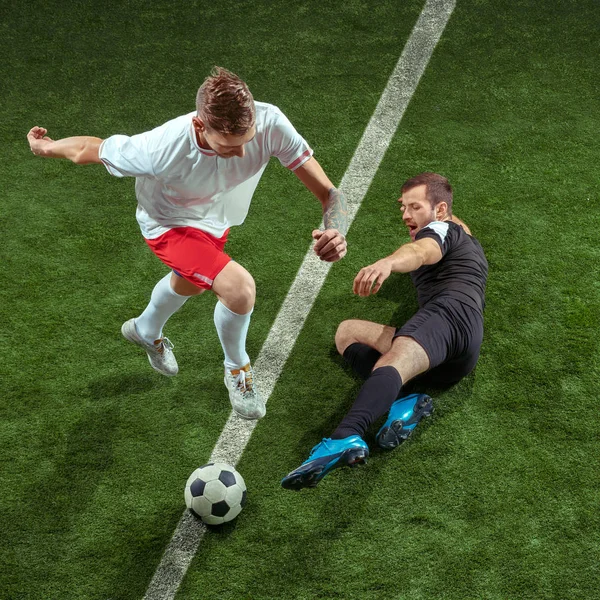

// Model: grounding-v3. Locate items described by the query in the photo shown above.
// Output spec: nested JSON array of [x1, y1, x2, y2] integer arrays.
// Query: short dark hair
[[196, 66, 255, 135], [401, 172, 453, 216]]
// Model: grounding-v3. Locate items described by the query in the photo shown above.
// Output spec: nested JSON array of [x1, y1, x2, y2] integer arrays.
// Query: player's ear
[[436, 201, 448, 221], [192, 116, 206, 133]]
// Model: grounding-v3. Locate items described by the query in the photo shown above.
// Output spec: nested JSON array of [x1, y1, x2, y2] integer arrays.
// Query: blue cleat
[[376, 393, 433, 450], [281, 436, 369, 490]]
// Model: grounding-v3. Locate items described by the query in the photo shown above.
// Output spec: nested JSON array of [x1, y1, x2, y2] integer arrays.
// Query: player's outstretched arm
[[27, 126, 103, 164], [294, 157, 347, 262], [353, 238, 442, 297]]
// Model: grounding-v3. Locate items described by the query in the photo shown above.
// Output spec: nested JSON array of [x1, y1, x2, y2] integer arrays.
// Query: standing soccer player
[[282, 173, 488, 489], [27, 67, 347, 421]]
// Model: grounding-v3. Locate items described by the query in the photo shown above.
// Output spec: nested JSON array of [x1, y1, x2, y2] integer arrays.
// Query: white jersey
[[99, 102, 313, 239]]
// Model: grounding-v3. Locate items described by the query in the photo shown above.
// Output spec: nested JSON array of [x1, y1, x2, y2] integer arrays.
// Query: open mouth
[[407, 223, 418, 235]]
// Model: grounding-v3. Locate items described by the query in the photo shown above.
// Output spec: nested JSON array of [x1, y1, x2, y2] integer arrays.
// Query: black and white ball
[[185, 462, 247, 525]]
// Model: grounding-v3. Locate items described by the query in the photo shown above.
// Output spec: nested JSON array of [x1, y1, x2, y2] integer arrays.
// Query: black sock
[[342, 343, 382, 379], [331, 366, 403, 440]]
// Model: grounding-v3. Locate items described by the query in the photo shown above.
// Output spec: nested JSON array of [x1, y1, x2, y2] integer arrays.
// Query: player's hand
[[353, 259, 392, 296], [312, 229, 347, 262], [27, 126, 54, 156]]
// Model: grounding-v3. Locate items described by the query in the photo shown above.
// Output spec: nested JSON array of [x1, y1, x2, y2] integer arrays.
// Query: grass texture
[[1, 0, 599, 598]]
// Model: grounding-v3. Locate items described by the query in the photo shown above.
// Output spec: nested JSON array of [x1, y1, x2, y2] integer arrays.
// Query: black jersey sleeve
[[415, 221, 460, 256]]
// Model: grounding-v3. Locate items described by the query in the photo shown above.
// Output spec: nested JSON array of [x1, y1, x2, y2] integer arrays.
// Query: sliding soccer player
[[282, 173, 488, 489], [27, 66, 347, 421]]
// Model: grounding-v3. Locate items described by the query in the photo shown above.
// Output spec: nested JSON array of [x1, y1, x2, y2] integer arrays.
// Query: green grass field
[[2, 0, 599, 598]]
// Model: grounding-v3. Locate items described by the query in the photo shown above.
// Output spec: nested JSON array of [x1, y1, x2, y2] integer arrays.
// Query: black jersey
[[410, 221, 488, 311]]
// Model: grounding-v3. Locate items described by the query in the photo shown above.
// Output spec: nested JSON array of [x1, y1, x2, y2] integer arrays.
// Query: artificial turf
[[1, 0, 599, 598]]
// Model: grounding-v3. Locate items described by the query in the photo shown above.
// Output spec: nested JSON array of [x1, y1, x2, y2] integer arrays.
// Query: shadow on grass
[[272, 369, 480, 599], [0, 403, 120, 596], [87, 373, 164, 400]]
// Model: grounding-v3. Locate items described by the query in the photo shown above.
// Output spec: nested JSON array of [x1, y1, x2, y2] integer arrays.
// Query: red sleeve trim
[[287, 148, 313, 171]]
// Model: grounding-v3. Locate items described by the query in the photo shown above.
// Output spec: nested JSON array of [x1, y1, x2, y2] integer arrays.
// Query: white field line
[[144, 1, 456, 597]]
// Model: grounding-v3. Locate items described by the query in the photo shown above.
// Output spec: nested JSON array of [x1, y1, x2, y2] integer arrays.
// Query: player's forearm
[[40, 136, 103, 164], [386, 244, 425, 273], [323, 188, 348, 235]]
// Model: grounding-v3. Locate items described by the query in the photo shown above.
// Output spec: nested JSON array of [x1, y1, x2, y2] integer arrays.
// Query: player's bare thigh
[[170, 261, 255, 314], [212, 261, 256, 314], [335, 319, 396, 356], [375, 335, 430, 383], [171, 272, 205, 296]]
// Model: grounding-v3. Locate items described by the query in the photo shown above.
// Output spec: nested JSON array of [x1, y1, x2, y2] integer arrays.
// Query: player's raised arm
[[353, 237, 442, 297], [294, 157, 348, 262], [450, 214, 471, 235], [27, 126, 103, 164]]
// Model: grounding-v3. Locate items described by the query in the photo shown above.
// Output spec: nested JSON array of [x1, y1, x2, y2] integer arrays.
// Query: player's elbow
[[72, 141, 101, 165], [71, 152, 86, 164], [319, 186, 335, 207]]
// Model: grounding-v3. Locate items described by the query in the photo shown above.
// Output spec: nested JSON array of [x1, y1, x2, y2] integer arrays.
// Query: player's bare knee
[[213, 262, 256, 314], [222, 272, 255, 314], [335, 320, 357, 355], [236, 274, 256, 313], [375, 336, 430, 381]]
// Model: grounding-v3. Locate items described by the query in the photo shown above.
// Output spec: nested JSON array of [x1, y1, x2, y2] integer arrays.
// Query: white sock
[[135, 273, 189, 343], [213, 300, 252, 370]]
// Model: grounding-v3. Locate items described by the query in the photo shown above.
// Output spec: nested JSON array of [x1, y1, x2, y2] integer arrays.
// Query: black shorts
[[394, 296, 484, 386]]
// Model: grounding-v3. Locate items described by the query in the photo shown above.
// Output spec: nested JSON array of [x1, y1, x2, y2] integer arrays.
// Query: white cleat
[[121, 318, 178, 376], [224, 363, 266, 420]]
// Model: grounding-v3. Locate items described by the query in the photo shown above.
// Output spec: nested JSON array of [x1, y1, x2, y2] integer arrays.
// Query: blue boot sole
[[377, 395, 434, 450], [281, 446, 369, 490]]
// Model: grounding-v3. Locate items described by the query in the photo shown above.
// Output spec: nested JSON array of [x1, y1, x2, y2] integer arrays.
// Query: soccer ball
[[184, 462, 247, 525]]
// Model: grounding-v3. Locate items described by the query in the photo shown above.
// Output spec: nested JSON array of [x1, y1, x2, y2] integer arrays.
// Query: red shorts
[[145, 226, 231, 290]]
